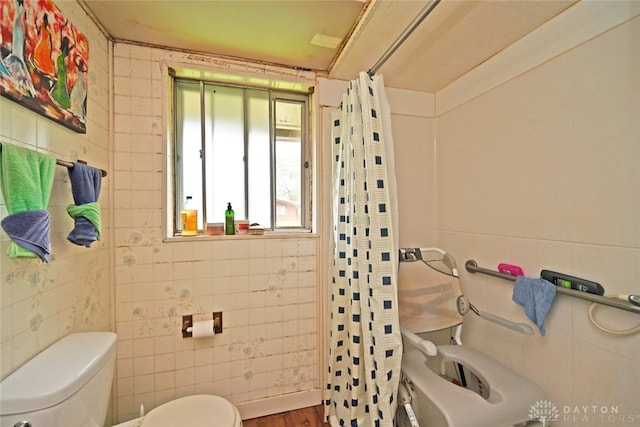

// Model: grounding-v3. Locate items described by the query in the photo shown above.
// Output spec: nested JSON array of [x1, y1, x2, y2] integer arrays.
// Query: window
[[172, 75, 312, 235]]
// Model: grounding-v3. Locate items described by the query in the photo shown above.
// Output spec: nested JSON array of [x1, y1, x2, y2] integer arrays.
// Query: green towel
[[67, 202, 101, 239], [0, 143, 56, 260]]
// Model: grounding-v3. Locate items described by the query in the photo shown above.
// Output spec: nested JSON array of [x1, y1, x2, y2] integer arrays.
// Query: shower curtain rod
[[367, 0, 441, 77]]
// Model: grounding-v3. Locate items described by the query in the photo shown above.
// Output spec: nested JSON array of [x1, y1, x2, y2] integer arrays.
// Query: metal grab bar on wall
[[465, 259, 640, 315]]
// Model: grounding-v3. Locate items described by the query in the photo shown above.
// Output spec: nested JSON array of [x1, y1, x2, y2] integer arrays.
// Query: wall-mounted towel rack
[[465, 259, 640, 315], [56, 159, 107, 177], [0, 142, 107, 177]]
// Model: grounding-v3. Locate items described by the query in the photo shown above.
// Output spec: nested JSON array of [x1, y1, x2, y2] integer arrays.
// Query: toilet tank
[[0, 332, 117, 427]]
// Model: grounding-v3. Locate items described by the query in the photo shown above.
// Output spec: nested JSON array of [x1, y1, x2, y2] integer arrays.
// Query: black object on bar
[[540, 270, 605, 295]]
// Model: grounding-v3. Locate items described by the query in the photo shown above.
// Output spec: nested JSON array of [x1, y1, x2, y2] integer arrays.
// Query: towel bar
[[465, 260, 640, 315], [57, 159, 107, 177], [0, 142, 107, 177]]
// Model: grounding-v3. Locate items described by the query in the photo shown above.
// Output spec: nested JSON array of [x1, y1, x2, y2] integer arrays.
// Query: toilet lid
[[140, 395, 238, 427]]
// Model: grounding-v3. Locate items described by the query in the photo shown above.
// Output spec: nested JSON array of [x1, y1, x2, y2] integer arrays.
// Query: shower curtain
[[324, 71, 402, 426]]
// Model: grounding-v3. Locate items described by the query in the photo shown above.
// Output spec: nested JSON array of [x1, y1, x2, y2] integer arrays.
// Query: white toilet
[[0, 332, 242, 427], [112, 394, 243, 427]]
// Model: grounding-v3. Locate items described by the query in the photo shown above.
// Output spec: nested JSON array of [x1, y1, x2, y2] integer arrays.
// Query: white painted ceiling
[[80, 0, 579, 92]]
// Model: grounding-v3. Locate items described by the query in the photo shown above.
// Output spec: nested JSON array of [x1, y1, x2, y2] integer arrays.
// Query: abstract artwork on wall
[[1, 0, 89, 133]]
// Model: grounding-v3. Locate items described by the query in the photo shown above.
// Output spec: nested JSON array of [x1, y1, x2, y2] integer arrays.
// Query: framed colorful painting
[[1, 0, 89, 133]]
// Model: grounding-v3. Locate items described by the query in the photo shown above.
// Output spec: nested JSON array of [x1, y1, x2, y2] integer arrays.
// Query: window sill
[[164, 231, 316, 243]]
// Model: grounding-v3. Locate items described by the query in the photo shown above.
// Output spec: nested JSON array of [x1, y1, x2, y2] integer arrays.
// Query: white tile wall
[[435, 10, 640, 424], [112, 236, 319, 422], [0, 0, 111, 380], [110, 44, 320, 422]]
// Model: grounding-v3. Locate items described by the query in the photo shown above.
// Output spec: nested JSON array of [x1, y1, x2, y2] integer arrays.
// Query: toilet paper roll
[[191, 320, 216, 338]]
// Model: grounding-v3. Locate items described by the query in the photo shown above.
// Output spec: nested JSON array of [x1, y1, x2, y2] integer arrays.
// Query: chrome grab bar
[[465, 259, 640, 315]]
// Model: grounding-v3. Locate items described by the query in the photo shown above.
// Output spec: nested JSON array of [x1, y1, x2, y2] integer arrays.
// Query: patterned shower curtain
[[324, 71, 402, 426]]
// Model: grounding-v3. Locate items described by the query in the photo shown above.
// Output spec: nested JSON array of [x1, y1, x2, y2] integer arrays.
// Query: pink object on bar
[[497, 263, 524, 276]]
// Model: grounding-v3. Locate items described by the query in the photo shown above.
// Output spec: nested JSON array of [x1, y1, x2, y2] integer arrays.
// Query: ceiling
[[80, 0, 579, 93]]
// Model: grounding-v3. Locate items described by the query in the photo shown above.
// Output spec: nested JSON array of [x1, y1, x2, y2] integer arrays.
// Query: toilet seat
[[140, 395, 241, 427]]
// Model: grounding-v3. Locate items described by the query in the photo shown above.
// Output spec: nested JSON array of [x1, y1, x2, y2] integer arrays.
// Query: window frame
[[170, 72, 313, 236]]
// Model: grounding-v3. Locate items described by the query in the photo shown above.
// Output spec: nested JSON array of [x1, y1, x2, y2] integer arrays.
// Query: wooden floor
[[243, 405, 330, 427]]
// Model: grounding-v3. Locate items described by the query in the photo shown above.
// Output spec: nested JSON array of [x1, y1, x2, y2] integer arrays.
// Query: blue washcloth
[[512, 276, 556, 336], [0, 143, 56, 262], [66, 162, 102, 247]]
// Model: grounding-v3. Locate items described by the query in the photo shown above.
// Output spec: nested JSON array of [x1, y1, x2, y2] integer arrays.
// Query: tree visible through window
[[173, 78, 310, 234]]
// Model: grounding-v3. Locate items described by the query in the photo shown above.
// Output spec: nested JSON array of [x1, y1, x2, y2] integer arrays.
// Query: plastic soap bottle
[[181, 196, 198, 236], [225, 202, 235, 235]]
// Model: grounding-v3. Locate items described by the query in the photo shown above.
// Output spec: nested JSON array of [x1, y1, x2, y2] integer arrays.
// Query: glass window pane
[[173, 75, 310, 235], [247, 89, 271, 228], [274, 99, 303, 228], [205, 85, 245, 223], [176, 81, 203, 230]]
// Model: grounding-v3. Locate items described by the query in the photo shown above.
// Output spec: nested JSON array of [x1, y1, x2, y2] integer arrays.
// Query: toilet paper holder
[[182, 312, 223, 338]]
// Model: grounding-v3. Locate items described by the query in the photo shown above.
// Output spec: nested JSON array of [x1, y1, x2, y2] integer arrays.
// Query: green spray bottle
[[225, 202, 235, 235]]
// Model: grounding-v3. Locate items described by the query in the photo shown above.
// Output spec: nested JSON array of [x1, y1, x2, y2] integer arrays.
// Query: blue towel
[[66, 162, 102, 247], [1, 210, 52, 261], [0, 143, 56, 262], [512, 276, 556, 336]]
